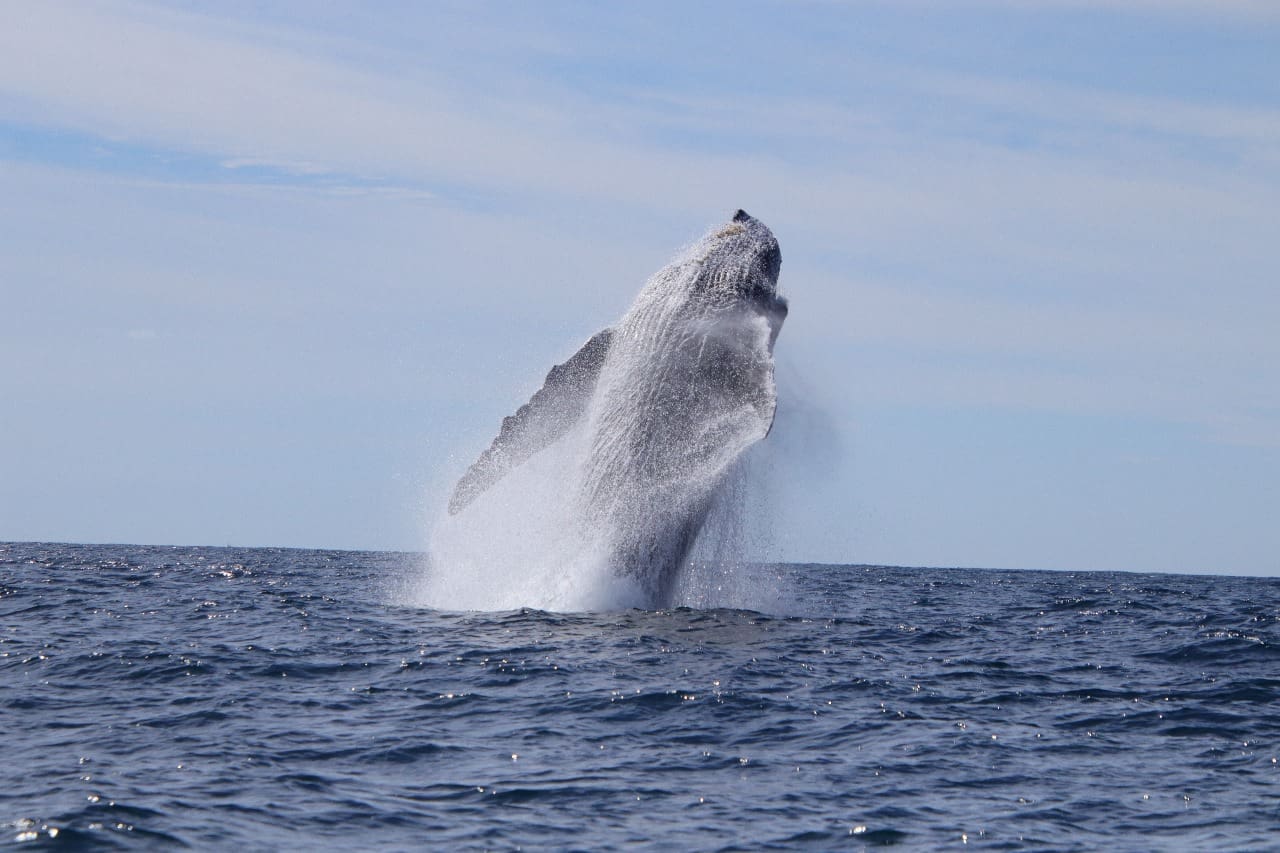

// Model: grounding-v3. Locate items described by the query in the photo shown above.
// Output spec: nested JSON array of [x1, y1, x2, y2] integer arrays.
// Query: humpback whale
[[449, 209, 787, 607]]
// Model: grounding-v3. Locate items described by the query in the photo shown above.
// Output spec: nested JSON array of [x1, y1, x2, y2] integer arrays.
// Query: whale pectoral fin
[[765, 294, 787, 353], [448, 328, 614, 514], [759, 296, 786, 438], [761, 385, 781, 439]]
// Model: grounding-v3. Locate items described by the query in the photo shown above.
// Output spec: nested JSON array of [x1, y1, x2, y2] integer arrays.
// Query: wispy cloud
[[4, 1, 1277, 448], [220, 157, 331, 175], [1003, 0, 1280, 21], [852, 0, 1280, 22], [6, 0, 1276, 212]]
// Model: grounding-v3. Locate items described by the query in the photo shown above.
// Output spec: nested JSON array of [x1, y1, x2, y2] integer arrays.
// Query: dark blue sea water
[[3, 542, 1278, 850]]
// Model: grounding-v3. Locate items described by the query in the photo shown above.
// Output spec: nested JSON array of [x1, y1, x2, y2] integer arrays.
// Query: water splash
[[412, 211, 788, 612]]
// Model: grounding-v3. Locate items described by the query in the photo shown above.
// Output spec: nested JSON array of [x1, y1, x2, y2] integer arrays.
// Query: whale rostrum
[[449, 209, 786, 606]]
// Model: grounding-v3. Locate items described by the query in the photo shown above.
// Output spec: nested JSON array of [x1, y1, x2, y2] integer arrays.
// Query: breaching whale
[[448, 210, 787, 607]]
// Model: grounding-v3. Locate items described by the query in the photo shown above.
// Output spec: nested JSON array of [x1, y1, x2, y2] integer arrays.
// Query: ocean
[[3, 542, 1278, 850]]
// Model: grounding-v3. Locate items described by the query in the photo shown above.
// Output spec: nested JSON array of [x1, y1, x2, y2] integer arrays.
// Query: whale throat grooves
[[430, 210, 787, 610]]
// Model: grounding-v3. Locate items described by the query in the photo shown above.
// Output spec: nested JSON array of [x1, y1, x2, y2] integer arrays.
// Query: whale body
[[449, 210, 786, 606]]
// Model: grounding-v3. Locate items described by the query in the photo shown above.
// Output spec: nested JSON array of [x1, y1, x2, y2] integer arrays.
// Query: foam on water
[[413, 422, 636, 611]]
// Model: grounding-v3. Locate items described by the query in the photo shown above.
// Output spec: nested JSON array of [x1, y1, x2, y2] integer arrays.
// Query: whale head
[[686, 209, 782, 305]]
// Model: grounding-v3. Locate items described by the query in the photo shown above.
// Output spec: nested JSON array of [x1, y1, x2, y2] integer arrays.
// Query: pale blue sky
[[2, 1, 1277, 574]]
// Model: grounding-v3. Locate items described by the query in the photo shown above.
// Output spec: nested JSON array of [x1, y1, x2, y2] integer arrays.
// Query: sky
[[2, 0, 1277, 575]]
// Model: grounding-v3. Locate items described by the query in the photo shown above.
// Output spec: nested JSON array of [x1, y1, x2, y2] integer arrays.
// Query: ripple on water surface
[[2, 543, 1279, 849]]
